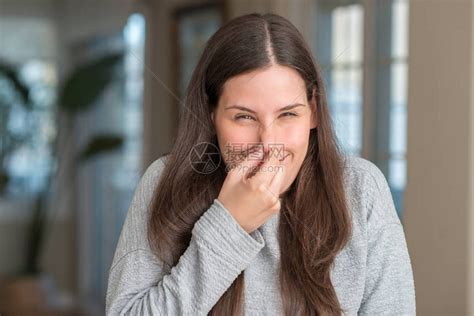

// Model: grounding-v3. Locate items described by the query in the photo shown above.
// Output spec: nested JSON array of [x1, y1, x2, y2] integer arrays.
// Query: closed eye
[[234, 114, 255, 121], [234, 112, 298, 121], [280, 112, 298, 117]]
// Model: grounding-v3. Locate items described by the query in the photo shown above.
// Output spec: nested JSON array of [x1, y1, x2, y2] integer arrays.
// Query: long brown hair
[[147, 13, 352, 315]]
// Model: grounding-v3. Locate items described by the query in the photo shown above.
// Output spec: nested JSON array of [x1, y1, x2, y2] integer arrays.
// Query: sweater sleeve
[[105, 157, 265, 315], [357, 162, 416, 315]]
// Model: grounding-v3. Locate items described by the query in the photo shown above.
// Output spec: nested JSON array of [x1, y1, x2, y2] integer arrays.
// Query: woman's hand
[[217, 147, 286, 234]]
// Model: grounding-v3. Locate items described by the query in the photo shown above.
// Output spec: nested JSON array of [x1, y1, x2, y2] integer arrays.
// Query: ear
[[310, 88, 318, 130], [210, 111, 217, 135]]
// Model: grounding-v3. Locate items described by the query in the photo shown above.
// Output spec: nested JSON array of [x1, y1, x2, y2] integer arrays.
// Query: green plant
[[0, 62, 32, 193], [0, 52, 125, 275]]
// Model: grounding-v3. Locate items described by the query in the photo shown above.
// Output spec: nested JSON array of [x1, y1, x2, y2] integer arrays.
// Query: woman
[[106, 13, 415, 315]]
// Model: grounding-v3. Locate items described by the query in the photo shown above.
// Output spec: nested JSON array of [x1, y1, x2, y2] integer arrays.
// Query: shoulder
[[143, 154, 170, 179], [126, 154, 170, 220], [340, 155, 400, 231], [108, 156, 171, 274], [342, 155, 388, 194], [341, 155, 391, 206], [136, 154, 170, 193], [112, 154, 171, 256]]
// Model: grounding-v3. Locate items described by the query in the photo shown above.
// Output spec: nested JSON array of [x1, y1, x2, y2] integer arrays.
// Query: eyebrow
[[224, 103, 305, 114]]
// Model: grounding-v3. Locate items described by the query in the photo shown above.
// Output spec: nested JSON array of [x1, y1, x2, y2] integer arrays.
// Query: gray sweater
[[106, 155, 416, 315]]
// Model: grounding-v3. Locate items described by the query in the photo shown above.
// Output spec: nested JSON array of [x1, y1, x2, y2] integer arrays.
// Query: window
[[316, 3, 364, 157], [0, 17, 58, 197], [174, 4, 223, 101], [75, 13, 146, 309], [388, 0, 408, 217], [314, 0, 409, 218]]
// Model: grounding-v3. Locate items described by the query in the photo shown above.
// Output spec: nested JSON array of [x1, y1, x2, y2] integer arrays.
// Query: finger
[[268, 162, 285, 196], [231, 146, 264, 179], [251, 149, 280, 186]]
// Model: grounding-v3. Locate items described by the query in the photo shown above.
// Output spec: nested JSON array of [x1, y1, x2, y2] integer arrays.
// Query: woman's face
[[211, 64, 317, 194]]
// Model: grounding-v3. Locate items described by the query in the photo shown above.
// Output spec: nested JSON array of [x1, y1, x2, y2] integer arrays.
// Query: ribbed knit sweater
[[106, 155, 416, 315]]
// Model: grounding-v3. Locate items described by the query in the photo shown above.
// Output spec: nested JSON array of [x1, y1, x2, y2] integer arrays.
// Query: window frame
[[314, 0, 409, 217]]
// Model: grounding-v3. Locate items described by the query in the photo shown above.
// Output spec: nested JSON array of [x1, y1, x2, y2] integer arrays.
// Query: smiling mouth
[[236, 148, 290, 165], [261, 152, 290, 163], [252, 152, 289, 168]]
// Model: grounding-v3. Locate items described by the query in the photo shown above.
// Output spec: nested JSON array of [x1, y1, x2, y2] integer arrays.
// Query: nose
[[257, 122, 284, 160]]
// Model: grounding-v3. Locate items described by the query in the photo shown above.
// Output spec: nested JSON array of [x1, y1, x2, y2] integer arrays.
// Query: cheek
[[219, 125, 255, 145], [215, 122, 258, 165], [282, 125, 311, 156], [279, 126, 311, 193], [215, 117, 311, 166]]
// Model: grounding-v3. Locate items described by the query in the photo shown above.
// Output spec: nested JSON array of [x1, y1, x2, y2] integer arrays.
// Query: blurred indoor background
[[0, 0, 473, 315]]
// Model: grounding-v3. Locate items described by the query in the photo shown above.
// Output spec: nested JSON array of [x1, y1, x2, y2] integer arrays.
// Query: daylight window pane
[[349, 4, 364, 64], [332, 4, 363, 65], [177, 9, 221, 98], [391, 61, 407, 106], [120, 13, 146, 181], [390, 62, 407, 155], [389, 104, 407, 155], [389, 157, 406, 190], [330, 67, 363, 155], [3, 58, 57, 196], [332, 7, 347, 64], [392, 0, 409, 58]]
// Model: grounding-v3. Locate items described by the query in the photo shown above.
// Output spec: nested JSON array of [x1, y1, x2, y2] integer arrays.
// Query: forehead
[[219, 64, 308, 109]]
